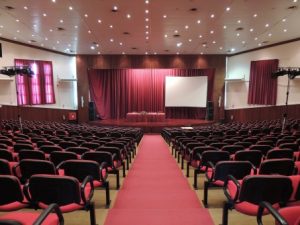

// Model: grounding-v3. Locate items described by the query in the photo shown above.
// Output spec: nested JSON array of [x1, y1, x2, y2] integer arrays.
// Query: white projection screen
[[165, 76, 208, 107]]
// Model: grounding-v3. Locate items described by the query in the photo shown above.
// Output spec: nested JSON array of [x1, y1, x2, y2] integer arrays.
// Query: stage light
[[0, 66, 34, 77], [272, 67, 300, 79]]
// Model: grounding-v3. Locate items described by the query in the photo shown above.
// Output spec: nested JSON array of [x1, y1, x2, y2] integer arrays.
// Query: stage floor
[[89, 119, 214, 133]]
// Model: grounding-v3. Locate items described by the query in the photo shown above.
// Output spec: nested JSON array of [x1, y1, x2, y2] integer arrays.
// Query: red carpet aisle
[[104, 135, 214, 225]]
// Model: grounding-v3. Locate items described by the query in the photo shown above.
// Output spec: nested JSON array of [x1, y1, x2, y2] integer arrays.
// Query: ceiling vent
[[123, 32, 130, 35], [236, 27, 244, 31], [30, 40, 37, 43], [173, 34, 180, 38], [189, 8, 198, 12], [131, 47, 137, 50], [287, 5, 297, 10], [5, 6, 15, 10], [57, 27, 65, 31]]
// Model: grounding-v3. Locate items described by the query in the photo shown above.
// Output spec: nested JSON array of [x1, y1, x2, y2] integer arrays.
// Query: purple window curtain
[[248, 59, 279, 105], [88, 68, 215, 119]]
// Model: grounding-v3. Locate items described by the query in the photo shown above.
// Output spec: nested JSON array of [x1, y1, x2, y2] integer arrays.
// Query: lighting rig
[[0, 66, 34, 77]]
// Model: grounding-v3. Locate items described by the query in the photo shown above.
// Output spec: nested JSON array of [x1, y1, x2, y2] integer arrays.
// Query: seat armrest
[[205, 161, 215, 181], [33, 203, 64, 225], [257, 201, 288, 225], [81, 175, 94, 204], [223, 175, 241, 203], [99, 162, 108, 181]]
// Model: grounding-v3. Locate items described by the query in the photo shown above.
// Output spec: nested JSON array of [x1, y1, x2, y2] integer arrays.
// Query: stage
[[89, 119, 214, 133]]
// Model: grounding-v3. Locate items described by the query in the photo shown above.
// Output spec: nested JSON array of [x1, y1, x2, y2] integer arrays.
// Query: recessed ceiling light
[[145, 0, 149, 4], [69, 6, 73, 10], [126, 14, 131, 18], [90, 46, 95, 50], [112, 6, 118, 12], [145, 9, 149, 14], [254, 37, 258, 40], [253, 14, 258, 18], [163, 15, 167, 18], [56, 41, 60, 44], [174, 30, 178, 34], [97, 52, 101, 55], [122, 52, 126, 55], [212, 41, 216, 44], [33, 24, 37, 27], [154, 52, 157, 55], [250, 28, 254, 32], [258, 43, 262, 46], [109, 25, 113, 28], [88, 30, 91, 34], [60, 19, 63, 23], [242, 41, 246, 44], [237, 20, 241, 23], [188, 39, 192, 42], [145, 52, 148, 55], [200, 52, 203, 55], [265, 23, 269, 27], [197, 20, 201, 24], [52, 0, 56, 2], [146, 36, 149, 39], [95, 44, 99, 47], [74, 25, 78, 29], [282, 18, 287, 22], [45, 37, 48, 40], [210, 30, 214, 34], [49, 29, 53, 32], [202, 43, 207, 47], [110, 38, 114, 42], [145, 25, 149, 29], [32, 34, 35, 37], [198, 35, 202, 38], [223, 25, 227, 29], [43, 13, 47, 17], [0, 25, 3, 28], [268, 33, 272, 36], [145, 18, 149, 22], [98, 19, 102, 23], [24, 6, 28, 10], [176, 52, 180, 55], [293, 0, 298, 2], [14, 37, 17, 40], [176, 42, 182, 47], [226, 7, 230, 11], [119, 42, 123, 46], [283, 29, 287, 32], [164, 34, 168, 38], [16, 19, 20, 22], [236, 33, 240, 37], [210, 14, 215, 18], [185, 25, 189, 29], [17, 30, 20, 33], [145, 31, 149, 34], [231, 48, 235, 52]]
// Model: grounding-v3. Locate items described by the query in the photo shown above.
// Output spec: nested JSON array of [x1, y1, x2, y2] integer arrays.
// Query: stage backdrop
[[88, 68, 215, 119]]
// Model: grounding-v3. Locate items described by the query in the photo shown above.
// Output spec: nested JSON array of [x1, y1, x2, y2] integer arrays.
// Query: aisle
[[104, 134, 214, 225]]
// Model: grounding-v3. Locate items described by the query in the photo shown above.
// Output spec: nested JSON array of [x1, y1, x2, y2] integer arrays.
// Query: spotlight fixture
[[0, 66, 34, 77], [272, 67, 300, 79]]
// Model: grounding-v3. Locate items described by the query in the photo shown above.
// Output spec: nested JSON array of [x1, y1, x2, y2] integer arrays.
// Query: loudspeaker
[[88, 101, 96, 121], [0, 43, 2, 58], [206, 101, 214, 121]]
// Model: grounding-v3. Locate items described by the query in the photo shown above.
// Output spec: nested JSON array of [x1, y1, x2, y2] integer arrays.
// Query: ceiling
[[0, 0, 299, 55]]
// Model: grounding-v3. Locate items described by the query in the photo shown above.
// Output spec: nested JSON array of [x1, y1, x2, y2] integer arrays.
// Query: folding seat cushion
[[0, 203, 63, 225]]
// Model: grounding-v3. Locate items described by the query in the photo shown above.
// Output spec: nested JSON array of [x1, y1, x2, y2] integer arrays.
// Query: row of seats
[[162, 119, 300, 225]]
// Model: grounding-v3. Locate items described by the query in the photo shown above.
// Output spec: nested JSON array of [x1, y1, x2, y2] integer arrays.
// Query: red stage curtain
[[88, 68, 215, 119], [248, 59, 279, 105], [15, 59, 56, 105]]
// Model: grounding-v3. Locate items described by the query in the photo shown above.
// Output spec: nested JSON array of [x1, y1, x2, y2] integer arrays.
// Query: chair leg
[[116, 170, 120, 189], [181, 155, 184, 169], [193, 169, 199, 189], [186, 162, 190, 177], [203, 181, 209, 208], [177, 152, 180, 163], [222, 202, 231, 225], [89, 202, 96, 225], [126, 157, 129, 170], [105, 181, 111, 208], [122, 162, 126, 177]]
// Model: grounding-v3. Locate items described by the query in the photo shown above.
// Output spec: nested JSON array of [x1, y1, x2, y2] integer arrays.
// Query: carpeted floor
[[104, 134, 214, 225]]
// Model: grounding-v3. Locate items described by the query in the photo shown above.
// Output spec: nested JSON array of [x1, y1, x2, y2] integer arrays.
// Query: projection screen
[[165, 76, 208, 107]]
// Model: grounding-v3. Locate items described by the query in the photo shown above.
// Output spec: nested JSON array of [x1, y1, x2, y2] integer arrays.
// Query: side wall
[[225, 40, 300, 122], [0, 40, 77, 121], [76, 55, 226, 122]]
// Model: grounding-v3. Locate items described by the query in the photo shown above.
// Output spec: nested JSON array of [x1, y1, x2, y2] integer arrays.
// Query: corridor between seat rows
[[104, 134, 214, 225]]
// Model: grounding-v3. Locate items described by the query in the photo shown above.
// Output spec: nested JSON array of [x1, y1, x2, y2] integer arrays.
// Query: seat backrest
[[279, 143, 299, 152], [18, 150, 46, 161], [201, 150, 230, 166], [60, 160, 100, 182], [50, 151, 78, 166], [58, 141, 78, 149], [234, 150, 263, 168], [37, 141, 54, 148], [80, 142, 100, 150], [213, 161, 252, 181], [82, 151, 113, 167], [39, 145, 62, 154], [13, 144, 34, 153], [222, 145, 245, 154], [0, 150, 13, 161], [266, 149, 294, 160], [18, 159, 57, 182], [0, 175, 23, 205], [66, 147, 90, 155], [259, 159, 295, 176], [28, 174, 81, 206], [249, 145, 273, 155], [239, 175, 293, 205], [96, 146, 122, 160], [234, 141, 252, 148], [0, 159, 12, 175], [210, 142, 227, 149]]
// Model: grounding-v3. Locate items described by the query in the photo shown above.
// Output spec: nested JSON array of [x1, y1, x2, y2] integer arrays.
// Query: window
[[15, 59, 56, 105]]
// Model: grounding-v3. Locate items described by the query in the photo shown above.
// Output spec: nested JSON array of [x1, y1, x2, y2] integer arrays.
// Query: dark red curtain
[[88, 68, 215, 119], [15, 59, 56, 105], [248, 59, 279, 105]]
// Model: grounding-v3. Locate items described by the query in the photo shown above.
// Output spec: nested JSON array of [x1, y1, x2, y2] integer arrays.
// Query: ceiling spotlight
[[98, 19, 102, 23], [265, 23, 269, 27], [112, 6, 118, 12], [210, 30, 214, 34], [24, 6, 28, 10], [250, 28, 254, 32], [226, 7, 230, 11], [163, 14, 167, 18], [210, 14, 215, 18], [90, 46, 95, 50], [185, 25, 189, 29], [145, 9, 149, 14], [176, 42, 182, 47], [253, 14, 258, 17], [223, 25, 227, 29], [145, 0, 149, 4], [69, 6, 73, 10], [126, 14, 131, 18], [197, 20, 201, 24], [110, 38, 114, 42]]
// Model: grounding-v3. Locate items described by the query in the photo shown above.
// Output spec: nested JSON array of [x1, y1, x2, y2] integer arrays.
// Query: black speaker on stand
[[88, 101, 96, 121], [206, 101, 214, 121]]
